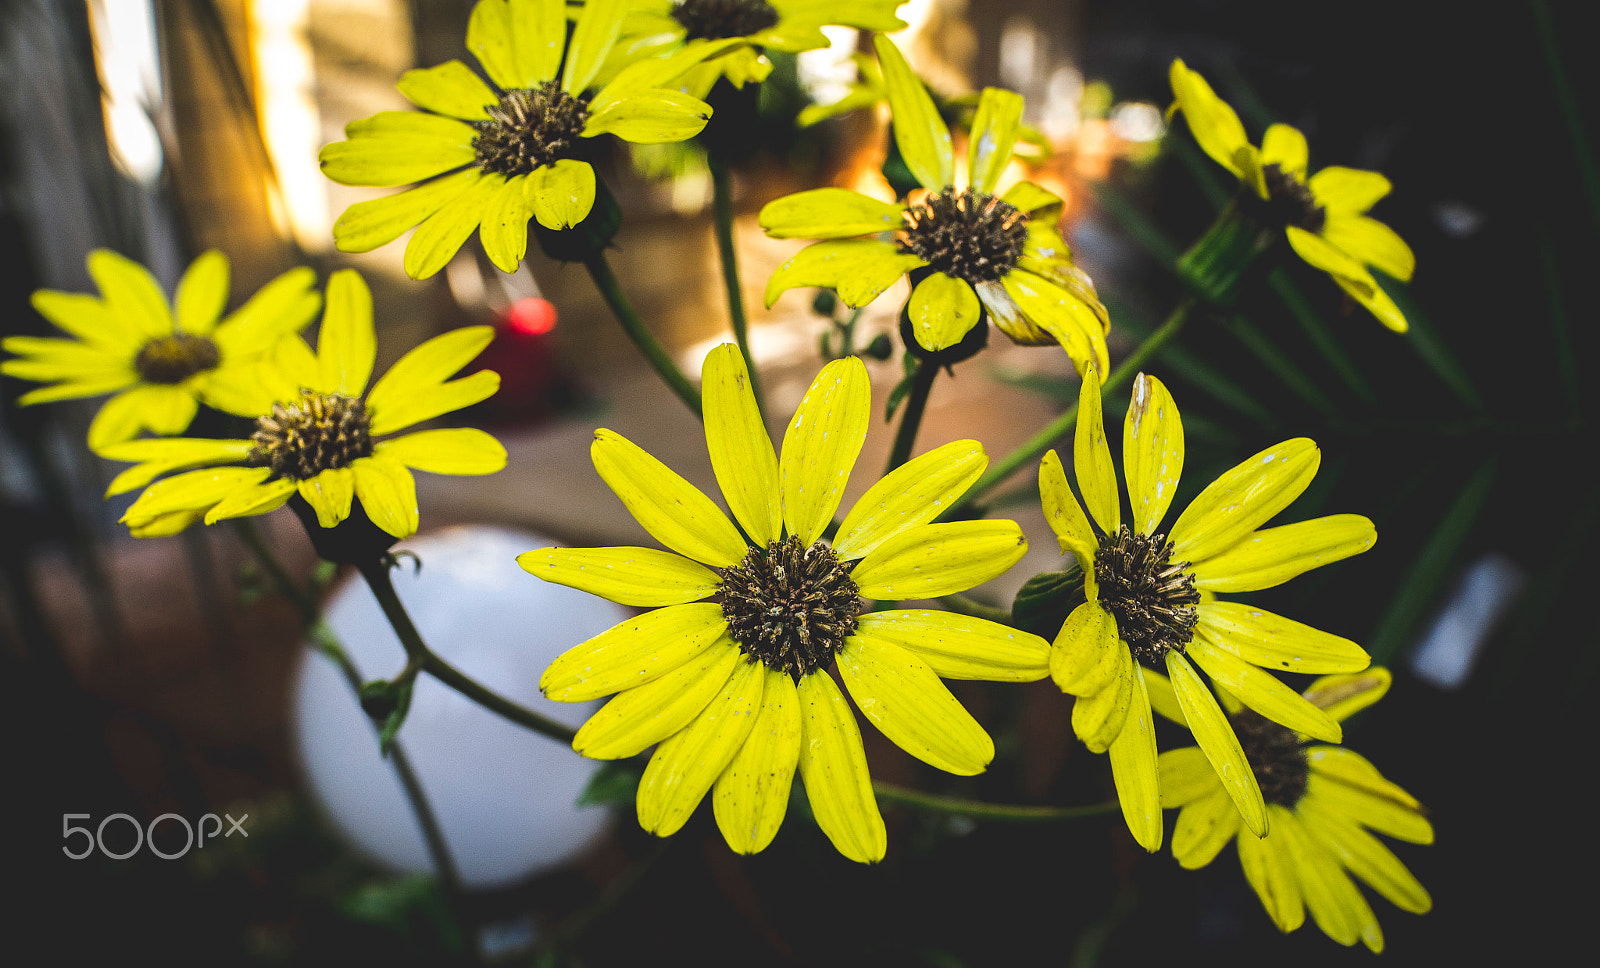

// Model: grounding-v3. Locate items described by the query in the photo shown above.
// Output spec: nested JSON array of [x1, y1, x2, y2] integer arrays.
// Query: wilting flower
[[521, 345, 1046, 862], [607, 0, 906, 98], [3, 250, 318, 453], [1168, 59, 1415, 331], [102, 269, 505, 539], [1040, 367, 1375, 850], [321, 0, 723, 278], [759, 36, 1109, 375], [1157, 668, 1432, 952]]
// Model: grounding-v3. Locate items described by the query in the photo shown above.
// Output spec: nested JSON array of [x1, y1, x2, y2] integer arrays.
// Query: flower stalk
[[709, 155, 764, 414], [583, 251, 704, 419]]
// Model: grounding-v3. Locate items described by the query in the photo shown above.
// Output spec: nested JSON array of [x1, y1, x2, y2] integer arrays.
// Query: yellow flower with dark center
[[1039, 367, 1376, 851], [520, 345, 1047, 862], [1155, 668, 1432, 952], [320, 0, 727, 279], [605, 0, 906, 98], [759, 36, 1109, 376], [1168, 59, 1416, 331], [3, 250, 319, 454], [101, 269, 505, 539]]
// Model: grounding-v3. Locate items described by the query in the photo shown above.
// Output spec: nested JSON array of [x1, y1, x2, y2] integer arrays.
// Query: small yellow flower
[[759, 36, 1110, 376], [320, 0, 724, 279], [607, 0, 906, 98], [101, 269, 506, 539], [521, 344, 1047, 863], [3, 250, 319, 454], [1156, 668, 1432, 952], [1039, 368, 1376, 851], [1169, 59, 1416, 331]]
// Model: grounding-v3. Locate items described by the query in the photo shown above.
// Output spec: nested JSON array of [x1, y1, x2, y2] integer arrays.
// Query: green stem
[[950, 300, 1194, 515], [1213, 314, 1338, 417], [583, 252, 703, 419], [1267, 269, 1378, 407], [709, 155, 763, 413], [937, 593, 1011, 624], [874, 782, 1116, 823], [1532, 0, 1600, 239], [357, 559, 578, 746], [885, 355, 939, 473]]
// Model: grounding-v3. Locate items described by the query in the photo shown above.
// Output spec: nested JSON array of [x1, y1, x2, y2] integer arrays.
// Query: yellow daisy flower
[[520, 344, 1046, 863], [3, 249, 319, 454], [100, 269, 506, 540], [1168, 59, 1416, 331], [1156, 668, 1432, 952], [758, 36, 1110, 376], [1039, 367, 1376, 851], [320, 0, 724, 279], [606, 0, 907, 99]]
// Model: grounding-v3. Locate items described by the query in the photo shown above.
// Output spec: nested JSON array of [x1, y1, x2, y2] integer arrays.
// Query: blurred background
[[1, 0, 1591, 963]]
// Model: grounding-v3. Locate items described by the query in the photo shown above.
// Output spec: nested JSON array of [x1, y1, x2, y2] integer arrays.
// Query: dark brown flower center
[[248, 390, 373, 480], [1094, 526, 1199, 664], [134, 334, 220, 384], [719, 534, 861, 680], [1232, 709, 1310, 807], [472, 82, 590, 177], [672, 0, 780, 40], [1254, 162, 1326, 233], [898, 188, 1029, 285]]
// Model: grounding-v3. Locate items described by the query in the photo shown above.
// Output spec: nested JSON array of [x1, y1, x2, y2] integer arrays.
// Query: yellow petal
[[1307, 166, 1391, 215], [562, 0, 627, 94], [1072, 644, 1133, 753], [796, 671, 886, 863], [1191, 514, 1375, 593], [1188, 634, 1341, 743], [1050, 602, 1121, 696], [702, 344, 781, 547], [465, 0, 520, 89], [332, 170, 479, 255], [88, 249, 173, 341], [1038, 450, 1099, 598], [1298, 797, 1431, 914], [127, 509, 206, 538], [966, 87, 1023, 194], [270, 334, 321, 395], [997, 269, 1110, 378], [591, 428, 748, 568], [572, 637, 740, 758], [1274, 808, 1371, 948], [1123, 373, 1183, 536], [513, 0, 568, 85], [1172, 787, 1241, 869], [1260, 124, 1308, 179], [834, 440, 985, 561], [779, 355, 869, 546], [541, 602, 727, 701], [637, 657, 765, 837], [1303, 668, 1391, 722], [908, 272, 980, 352], [318, 130, 475, 188], [853, 610, 1049, 682], [30, 289, 140, 350], [1168, 438, 1321, 565], [121, 466, 270, 527], [523, 159, 597, 231], [202, 477, 297, 524], [1107, 668, 1162, 852], [1320, 214, 1415, 283], [1166, 650, 1268, 836], [1067, 366, 1120, 535], [15, 374, 136, 405], [851, 520, 1027, 601], [714, 667, 802, 855], [1305, 773, 1433, 844], [376, 428, 507, 476], [517, 546, 721, 606], [1332, 271, 1409, 333], [101, 437, 254, 496], [1168, 59, 1250, 179], [174, 250, 228, 335], [836, 636, 993, 776], [296, 467, 355, 528], [1238, 813, 1305, 933], [873, 34, 952, 191], [1304, 745, 1420, 811], [404, 172, 499, 280], [396, 60, 496, 120], [86, 385, 199, 453], [1285, 224, 1374, 291], [1195, 602, 1370, 675], [1141, 666, 1185, 724], [366, 325, 495, 433], [1002, 180, 1065, 219], [479, 174, 535, 271], [757, 188, 905, 239], [315, 269, 376, 395], [583, 89, 712, 143], [762, 239, 924, 309], [1158, 745, 1220, 808], [351, 456, 419, 538]]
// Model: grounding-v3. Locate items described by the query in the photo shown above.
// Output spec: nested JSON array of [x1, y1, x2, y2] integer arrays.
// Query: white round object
[[292, 525, 622, 890]]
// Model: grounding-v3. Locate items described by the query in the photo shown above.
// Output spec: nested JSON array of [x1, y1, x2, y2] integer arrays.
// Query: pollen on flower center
[[1257, 163, 1326, 233], [248, 390, 373, 481], [719, 534, 861, 680], [1232, 709, 1310, 807], [134, 333, 220, 384], [472, 82, 590, 177], [899, 188, 1029, 285], [671, 0, 780, 40], [1094, 525, 1200, 664]]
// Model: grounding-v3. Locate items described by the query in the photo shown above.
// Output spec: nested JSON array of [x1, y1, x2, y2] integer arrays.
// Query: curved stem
[[583, 251, 703, 419], [937, 593, 1011, 624], [357, 559, 578, 746], [874, 782, 1116, 823], [950, 299, 1195, 516], [885, 355, 939, 473], [709, 155, 763, 414]]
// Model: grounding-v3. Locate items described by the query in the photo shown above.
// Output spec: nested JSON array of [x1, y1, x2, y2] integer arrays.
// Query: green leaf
[[578, 761, 642, 807], [1011, 569, 1086, 639]]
